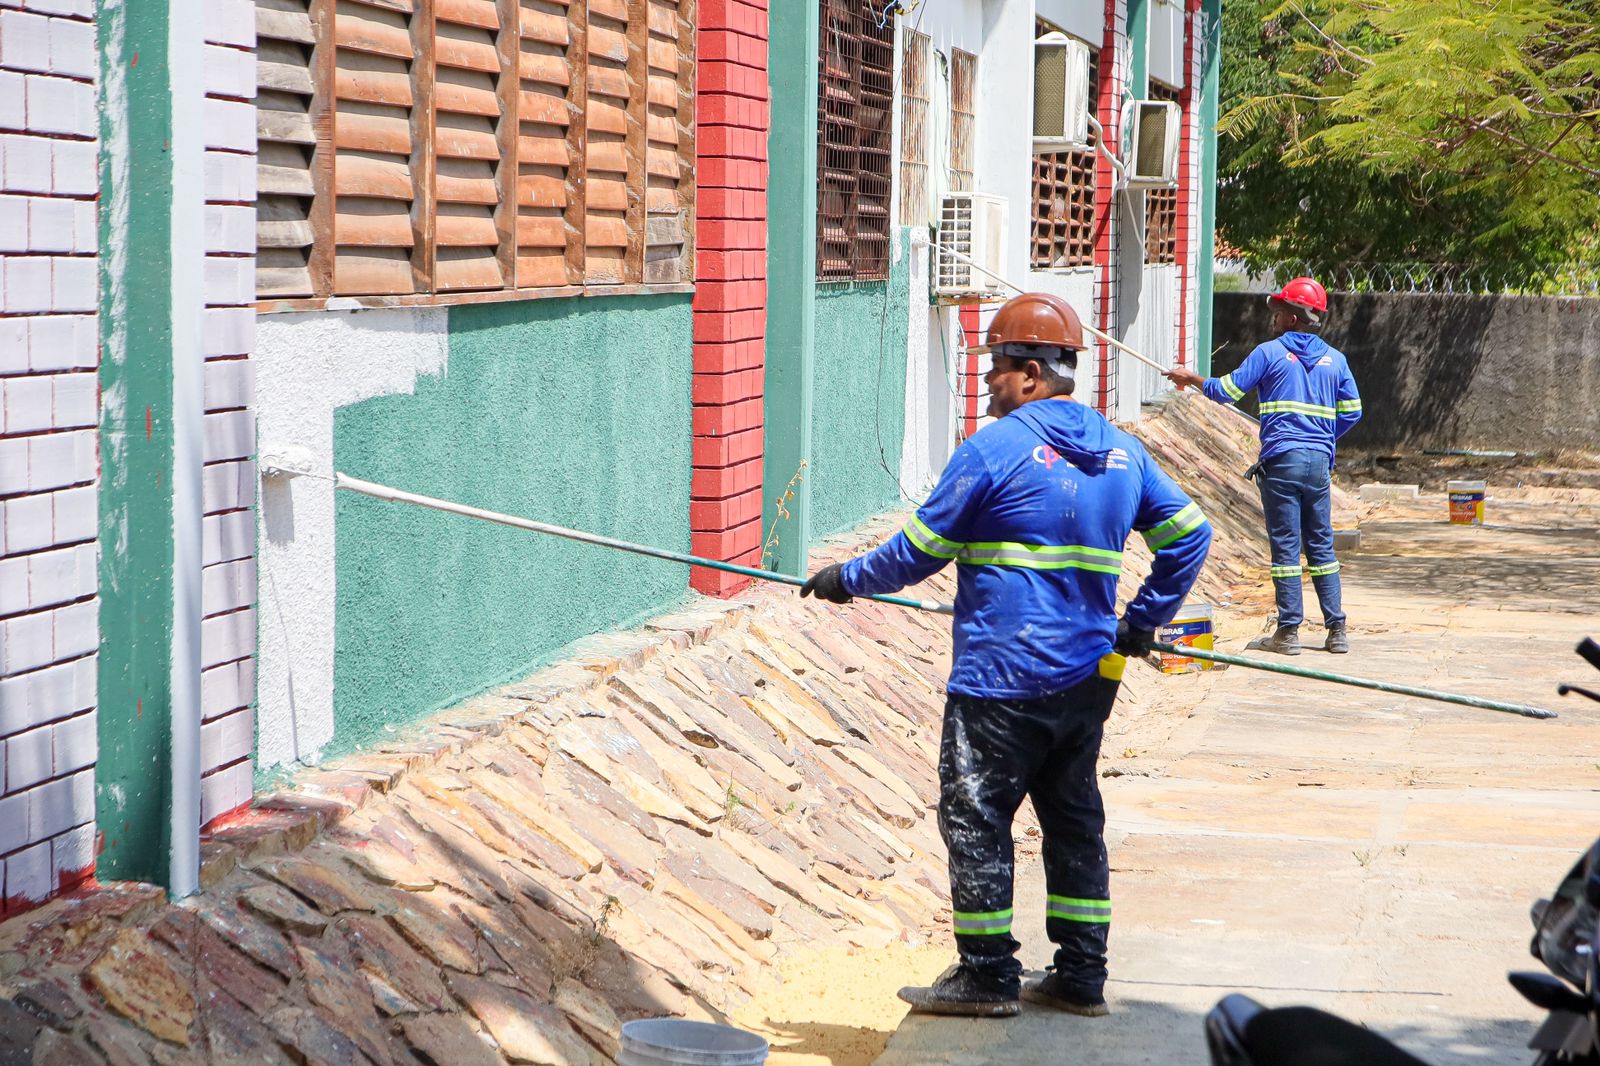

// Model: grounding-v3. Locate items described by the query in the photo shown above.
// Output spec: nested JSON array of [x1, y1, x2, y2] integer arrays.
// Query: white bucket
[[619, 1019, 769, 1066]]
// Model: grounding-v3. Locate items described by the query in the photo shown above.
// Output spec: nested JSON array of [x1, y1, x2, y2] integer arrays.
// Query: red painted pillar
[[690, 0, 771, 596], [1091, 0, 1127, 417], [1174, 0, 1201, 370]]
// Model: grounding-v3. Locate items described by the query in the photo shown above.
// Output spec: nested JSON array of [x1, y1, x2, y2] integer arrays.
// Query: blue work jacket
[[1204, 332, 1363, 462], [841, 398, 1212, 699]]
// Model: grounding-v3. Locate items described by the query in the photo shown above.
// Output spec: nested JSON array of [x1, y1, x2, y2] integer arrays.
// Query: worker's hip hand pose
[[1164, 276, 1362, 656], [803, 293, 1212, 1018]]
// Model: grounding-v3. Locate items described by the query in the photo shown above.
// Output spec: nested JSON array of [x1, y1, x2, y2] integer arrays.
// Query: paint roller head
[[259, 444, 321, 480]]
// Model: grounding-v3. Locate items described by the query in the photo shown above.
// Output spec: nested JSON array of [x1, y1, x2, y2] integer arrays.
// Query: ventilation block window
[[253, 0, 697, 305], [899, 29, 932, 227], [948, 47, 976, 193], [816, 0, 894, 282], [1143, 81, 1180, 266], [1031, 35, 1098, 271]]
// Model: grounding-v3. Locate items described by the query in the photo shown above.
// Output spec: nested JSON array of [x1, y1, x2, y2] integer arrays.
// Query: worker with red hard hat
[[1167, 275, 1363, 655], [802, 291, 1212, 1018]]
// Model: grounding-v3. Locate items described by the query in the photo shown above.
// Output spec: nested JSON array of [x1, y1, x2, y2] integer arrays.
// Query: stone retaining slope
[[0, 394, 1297, 1065]]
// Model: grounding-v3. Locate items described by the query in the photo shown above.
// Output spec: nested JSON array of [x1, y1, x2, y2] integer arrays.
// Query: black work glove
[[800, 562, 853, 605], [1113, 618, 1156, 657]]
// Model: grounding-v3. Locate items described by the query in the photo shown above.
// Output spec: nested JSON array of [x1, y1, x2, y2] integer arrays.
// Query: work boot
[[1021, 970, 1109, 1017], [1325, 622, 1350, 654], [897, 964, 1020, 1017], [1247, 624, 1301, 656]]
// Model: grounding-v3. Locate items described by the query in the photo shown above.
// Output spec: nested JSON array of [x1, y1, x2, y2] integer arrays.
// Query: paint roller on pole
[[315, 473, 1554, 720], [938, 244, 1258, 428]]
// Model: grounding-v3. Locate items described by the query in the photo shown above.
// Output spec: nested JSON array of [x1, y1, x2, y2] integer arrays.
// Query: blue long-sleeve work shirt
[[1203, 332, 1363, 462], [841, 399, 1212, 699]]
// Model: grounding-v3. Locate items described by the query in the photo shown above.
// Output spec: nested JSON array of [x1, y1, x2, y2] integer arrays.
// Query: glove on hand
[[1113, 617, 1156, 657], [800, 562, 853, 605]]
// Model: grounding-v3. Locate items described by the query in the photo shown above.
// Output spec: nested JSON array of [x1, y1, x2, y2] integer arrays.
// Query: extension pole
[[334, 474, 956, 616], [1150, 641, 1558, 720]]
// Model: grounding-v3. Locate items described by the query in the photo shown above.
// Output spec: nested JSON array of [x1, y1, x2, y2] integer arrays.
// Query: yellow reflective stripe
[[1046, 895, 1112, 924], [1270, 564, 1303, 578], [1307, 561, 1341, 576], [1336, 399, 1363, 413], [957, 542, 1124, 574], [953, 907, 1014, 935], [1259, 400, 1337, 419], [904, 516, 963, 560], [1219, 374, 1245, 400], [1142, 502, 1206, 550]]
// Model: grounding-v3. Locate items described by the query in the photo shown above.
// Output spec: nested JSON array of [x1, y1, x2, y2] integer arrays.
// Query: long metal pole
[[1150, 641, 1558, 720], [334, 474, 956, 616]]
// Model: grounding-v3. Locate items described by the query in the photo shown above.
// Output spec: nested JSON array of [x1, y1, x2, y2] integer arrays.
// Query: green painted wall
[[330, 295, 693, 753], [1196, 0, 1223, 376], [96, 0, 177, 882], [763, 0, 821, 575], [809, 230, 911, 538]]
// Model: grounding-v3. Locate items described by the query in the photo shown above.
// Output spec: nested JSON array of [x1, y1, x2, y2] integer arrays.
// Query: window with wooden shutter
[[429, 0, 514, 291], [256, 0, 695, 307], [1143, 81, 1180, 266], [515, 0, 581, 289], [816, 0, 893, 283], [331, 0, 420, 295], [643, 0, 693, 283], [1031, 31, 1098, 271], [948, 48, 976, 194], [255, 0, 323, 297], [899, 29, 931, 228]]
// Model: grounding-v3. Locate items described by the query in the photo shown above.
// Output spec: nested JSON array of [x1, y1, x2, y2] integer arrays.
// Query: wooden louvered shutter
[[430, 0, 513, 291], [515, 0, 582, 288], [332, 0, 420, 295], [583, 0, 634, 284], [256, 0, 325, 297], [643, 0, 693, 283]]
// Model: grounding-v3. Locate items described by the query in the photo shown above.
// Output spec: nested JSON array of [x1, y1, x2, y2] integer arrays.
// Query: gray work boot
[[1247, 624, 1301, 656], [1325, 622, 1350, 654]]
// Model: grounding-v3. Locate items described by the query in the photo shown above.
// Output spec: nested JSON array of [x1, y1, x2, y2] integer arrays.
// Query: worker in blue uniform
[[800, 293, 1211, 1018], [1167, 276, 1362, 655]]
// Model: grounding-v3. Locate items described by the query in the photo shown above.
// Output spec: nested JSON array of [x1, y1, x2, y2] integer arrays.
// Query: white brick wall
[[197, 2, 258, 825], [1, 0, 100, 915]]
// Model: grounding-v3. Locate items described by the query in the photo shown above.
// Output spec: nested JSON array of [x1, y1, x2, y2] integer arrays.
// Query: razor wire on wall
[[1216, 260, 1600, 298]]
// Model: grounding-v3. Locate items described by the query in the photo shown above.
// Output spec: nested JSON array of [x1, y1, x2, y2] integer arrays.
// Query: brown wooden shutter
[[255, 0, 324, 297], [643, 0, 693, 283], [515, 0, 583, 288], [332, 0, 420, 295], [583, 0, 633, 284], [430, 0, 512, 291]]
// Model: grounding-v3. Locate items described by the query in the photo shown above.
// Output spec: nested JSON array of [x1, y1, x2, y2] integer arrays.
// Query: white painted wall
[[1148, 0, 1185, 88], [253, 308, 448, 771]]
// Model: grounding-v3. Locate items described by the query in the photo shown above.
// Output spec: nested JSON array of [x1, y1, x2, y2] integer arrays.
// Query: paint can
[[1447, 480, 1486, 525], [1157, 603, 1216, 675], [619, 1019, 768, 1066]]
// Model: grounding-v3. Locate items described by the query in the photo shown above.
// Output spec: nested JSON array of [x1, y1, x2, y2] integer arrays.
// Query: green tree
[[1217, 0, 1600, 280]]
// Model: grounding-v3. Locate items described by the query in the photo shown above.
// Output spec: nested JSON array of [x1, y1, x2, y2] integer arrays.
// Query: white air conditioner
[[1126, 100, 1181, 187], [935, 192, 1009, 298], [1032, 33, 1092, 151]]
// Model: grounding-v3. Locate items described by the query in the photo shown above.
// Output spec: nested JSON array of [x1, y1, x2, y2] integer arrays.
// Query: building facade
[[0, 0, 1219, 910]]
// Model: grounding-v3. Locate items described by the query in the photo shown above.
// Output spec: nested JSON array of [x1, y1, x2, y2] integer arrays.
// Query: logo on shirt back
[[1032, 446, 1130, 471]]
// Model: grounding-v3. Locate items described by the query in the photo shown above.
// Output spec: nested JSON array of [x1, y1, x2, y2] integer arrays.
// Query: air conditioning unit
[[1127, 100, 1181, 187], [935, 192, 1009, 298], [1033, 33, 1092, 151]]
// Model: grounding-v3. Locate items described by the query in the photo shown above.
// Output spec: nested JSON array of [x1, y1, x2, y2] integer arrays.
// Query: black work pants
[[939, 667, 1120, 996]]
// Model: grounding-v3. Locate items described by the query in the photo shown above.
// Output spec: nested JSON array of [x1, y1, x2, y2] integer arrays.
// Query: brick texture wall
[[1174, 0, 1202, 371], [1091, 0, 1127, 417], [0, 0, 101, 916], [197, 0, 258, 826], [690, 0, 768, 596]]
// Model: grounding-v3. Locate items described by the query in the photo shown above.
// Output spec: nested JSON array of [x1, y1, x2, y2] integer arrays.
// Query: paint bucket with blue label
[[1157, 603, 1216, 675], [1447, 480, 1486, 525]]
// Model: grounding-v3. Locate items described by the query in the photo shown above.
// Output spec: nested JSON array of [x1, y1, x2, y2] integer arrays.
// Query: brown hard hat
[[977, 292, 1086, 354]]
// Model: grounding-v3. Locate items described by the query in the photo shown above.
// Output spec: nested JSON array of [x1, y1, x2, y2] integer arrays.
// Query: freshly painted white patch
[[254, 307, 449, 770], [1122, 264, 1179, 422]]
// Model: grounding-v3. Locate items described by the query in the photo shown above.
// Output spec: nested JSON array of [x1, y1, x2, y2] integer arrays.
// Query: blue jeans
[[1258, 449, 1344, 627]]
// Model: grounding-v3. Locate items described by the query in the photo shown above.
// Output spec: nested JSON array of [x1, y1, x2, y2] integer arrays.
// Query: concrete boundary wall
[[1212, 292, 1600, 452]]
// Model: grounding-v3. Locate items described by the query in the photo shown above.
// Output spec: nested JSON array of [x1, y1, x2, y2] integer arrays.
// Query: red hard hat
[[1270, 276, 1328, 314]]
